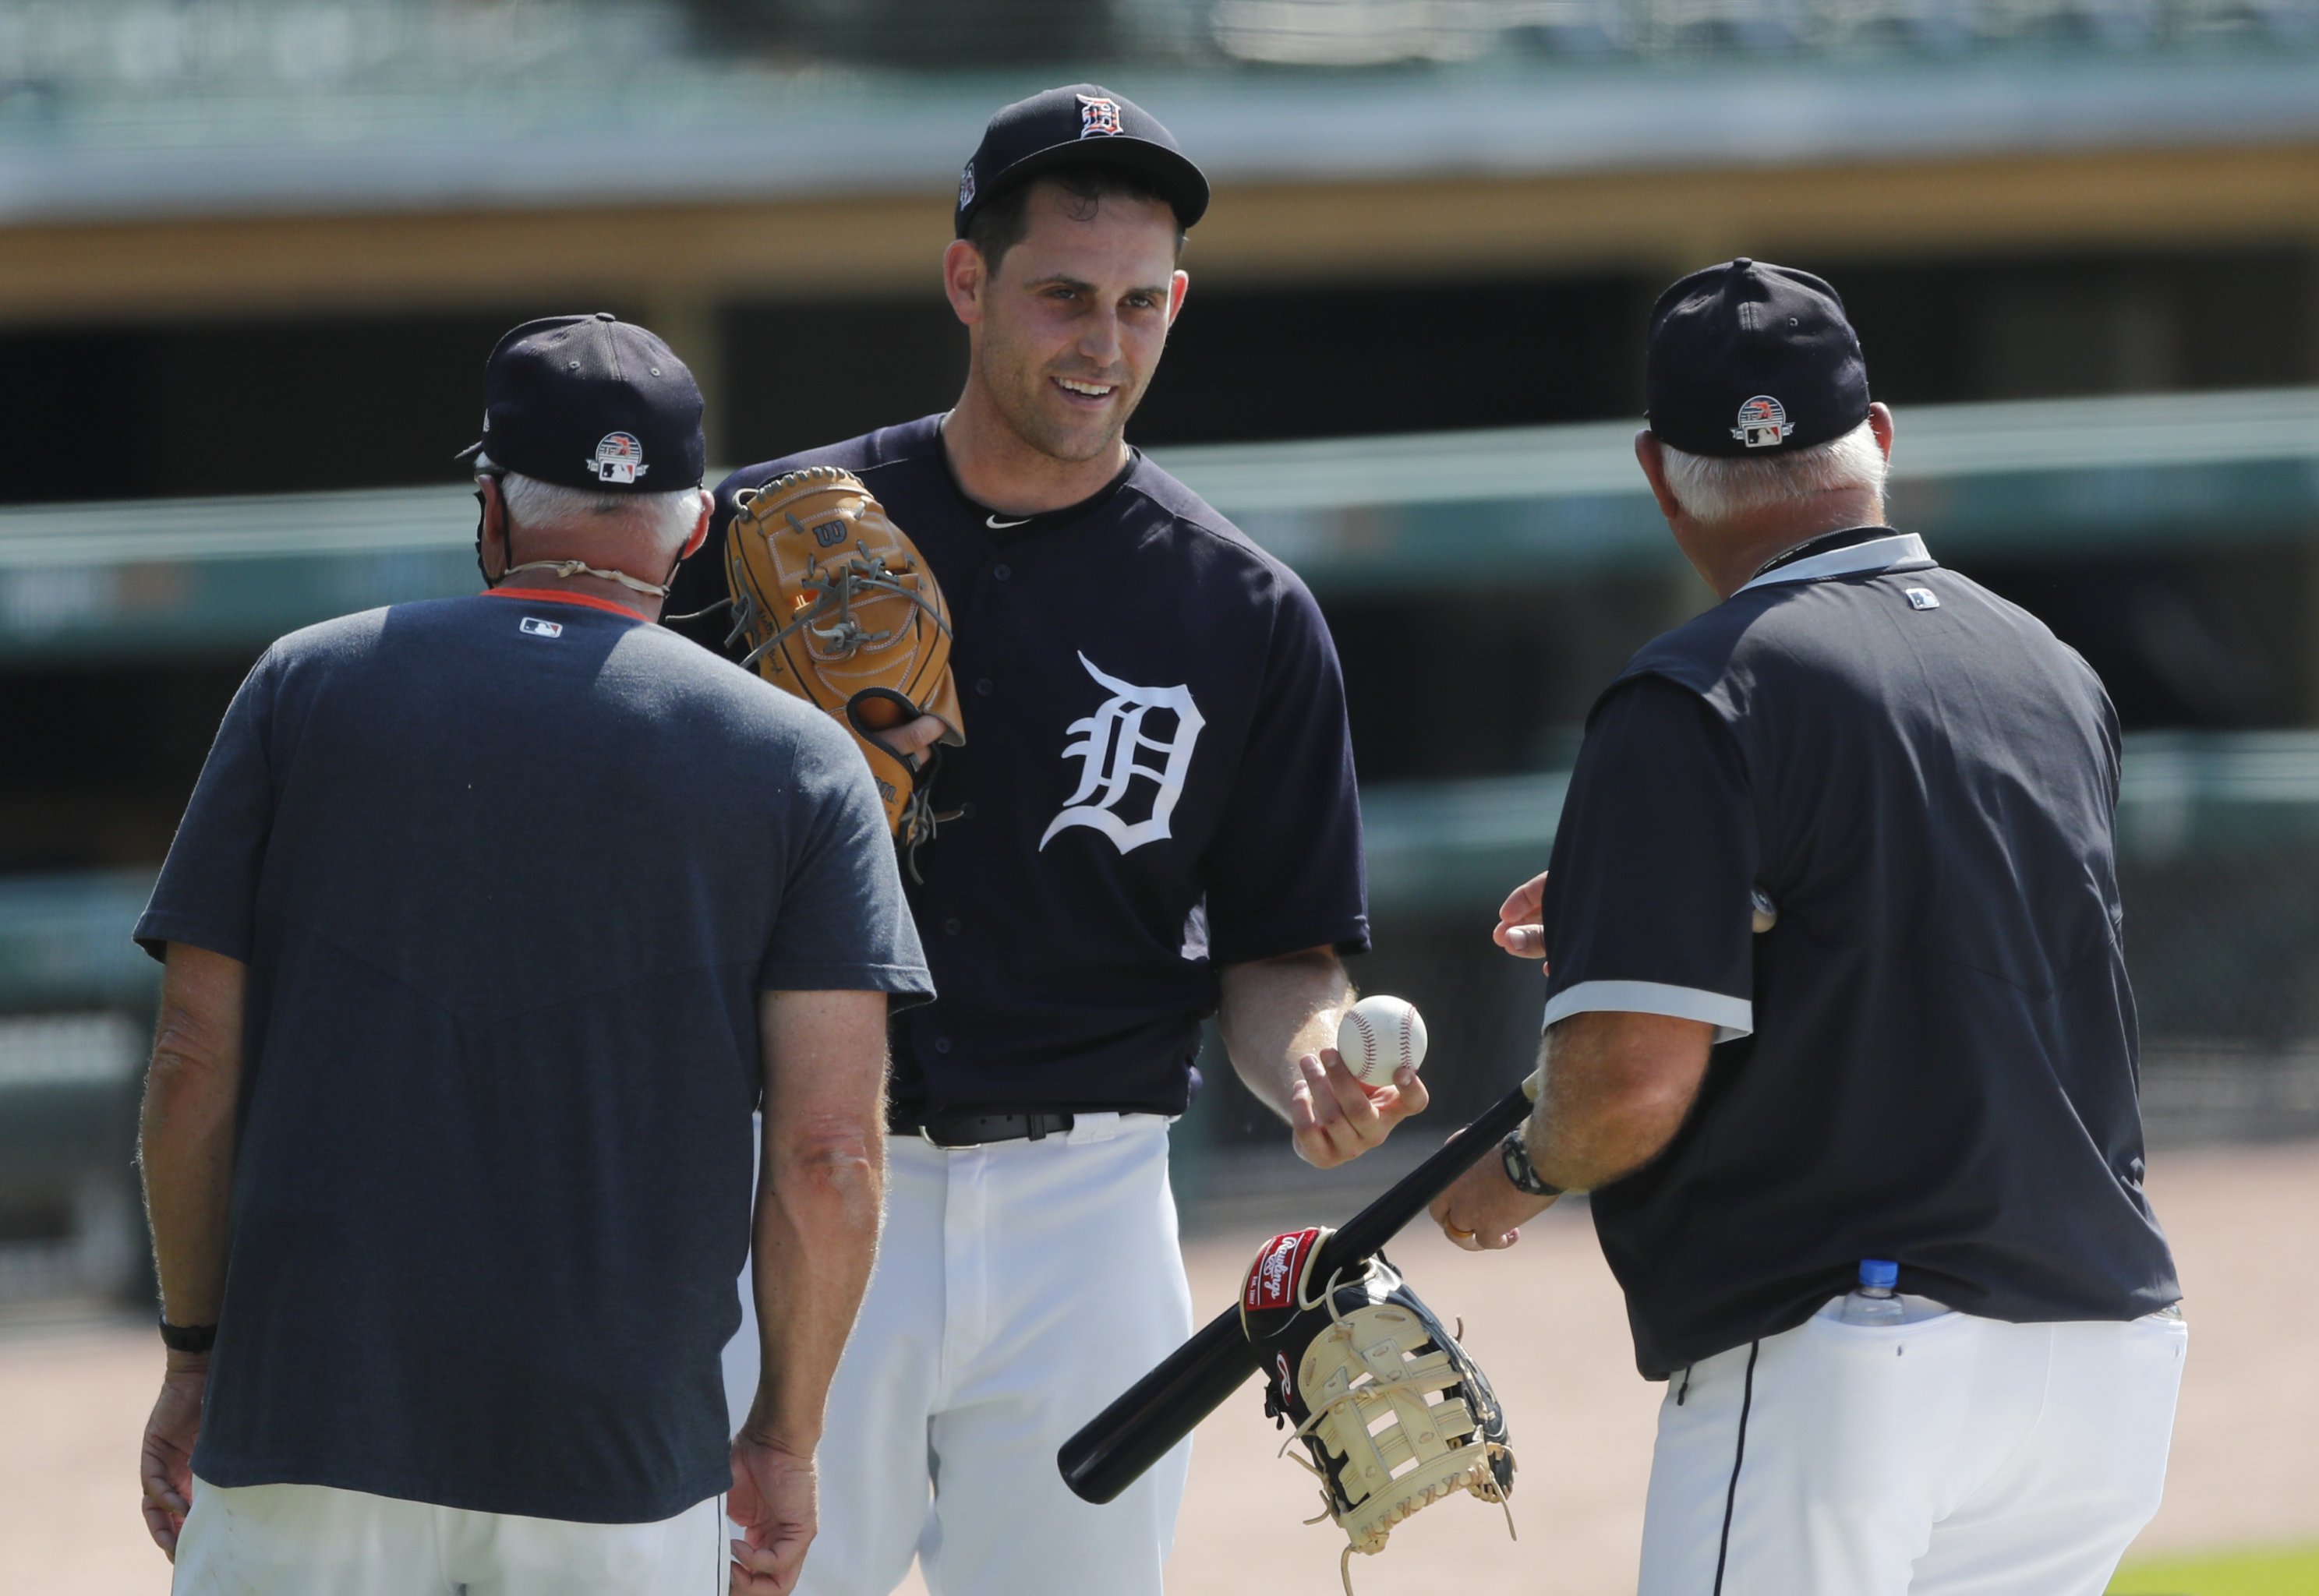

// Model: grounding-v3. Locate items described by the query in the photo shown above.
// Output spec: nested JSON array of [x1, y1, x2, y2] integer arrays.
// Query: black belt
[[889, 1108, 1076, 1148]]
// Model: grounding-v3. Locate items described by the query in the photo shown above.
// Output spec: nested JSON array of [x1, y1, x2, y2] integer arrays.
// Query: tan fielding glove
[[725, 466, 964, 858], [1241, 1229, 1517, 1594]]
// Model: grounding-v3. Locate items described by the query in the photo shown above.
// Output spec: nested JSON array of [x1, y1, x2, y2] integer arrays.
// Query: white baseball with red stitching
[[1334, 995, 1428, 1086]]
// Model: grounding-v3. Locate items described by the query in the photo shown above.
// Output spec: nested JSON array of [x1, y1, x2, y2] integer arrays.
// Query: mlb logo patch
[[1077, 94, 1123, 138], [590, 431, 648, 485], [519, 616, 564, 638], [1731, 395, 1794, 450], [1906, 588, 1941, 610]]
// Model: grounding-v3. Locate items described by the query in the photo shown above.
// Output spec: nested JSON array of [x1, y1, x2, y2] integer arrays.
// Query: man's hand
[[1219, 948, 1429, 1169], [1494, 871, 1548, 966], [884, 714, 949, 770], [729, 1433, 818, 1594], [140, 1354, 207, 1559], [1430, 1149, 1557, 1250], [1289, 1047, 1430, 1170]]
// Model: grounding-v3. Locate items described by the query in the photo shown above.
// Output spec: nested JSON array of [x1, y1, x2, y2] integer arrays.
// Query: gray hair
[[475, 453, 705, 552], [1659, 419, 1888, 526]]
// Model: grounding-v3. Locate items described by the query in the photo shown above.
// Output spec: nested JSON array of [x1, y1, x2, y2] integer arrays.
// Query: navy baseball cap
[[1646, 260, 1871, 458], [954, 84, 1209, 239], [458, 313, 705, 493]]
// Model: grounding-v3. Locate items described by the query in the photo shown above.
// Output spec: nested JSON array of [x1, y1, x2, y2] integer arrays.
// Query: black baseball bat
[[1057, 1075, 1540, 1505]]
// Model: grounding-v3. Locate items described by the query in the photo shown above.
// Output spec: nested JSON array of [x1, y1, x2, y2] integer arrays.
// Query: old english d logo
[[1077, 94, 1124, 138], [1038, 653, 1205, 856]]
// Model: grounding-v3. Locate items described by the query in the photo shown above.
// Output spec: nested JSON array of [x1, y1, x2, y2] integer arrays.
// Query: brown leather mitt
[[724, 466, 964, 854]]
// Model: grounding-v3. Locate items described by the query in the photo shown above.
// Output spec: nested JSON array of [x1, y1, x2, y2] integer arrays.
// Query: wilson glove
[[724, 466, 964, 860]]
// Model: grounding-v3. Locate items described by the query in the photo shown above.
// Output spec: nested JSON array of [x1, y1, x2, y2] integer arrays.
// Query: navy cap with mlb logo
[[1646, 259, 1871, 458], [458, 313, 705, 493], [953, 83, 1210, 238]]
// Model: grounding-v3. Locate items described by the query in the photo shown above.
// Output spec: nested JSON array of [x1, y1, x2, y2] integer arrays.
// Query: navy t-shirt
[[1536, 531, 2179, 1379], [135, 590, 931, 1523], [668, 415, 1368, 1116]]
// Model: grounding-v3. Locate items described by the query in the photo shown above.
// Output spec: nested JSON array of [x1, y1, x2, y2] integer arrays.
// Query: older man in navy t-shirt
[[134, 316, 930, 1596]]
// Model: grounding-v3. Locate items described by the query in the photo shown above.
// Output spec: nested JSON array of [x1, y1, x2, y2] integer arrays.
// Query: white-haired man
[[134, 314, 929, 1596], [1433, 260, 2184, 1596]]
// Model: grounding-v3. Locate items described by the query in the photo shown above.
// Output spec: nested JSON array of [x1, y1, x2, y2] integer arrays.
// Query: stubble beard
[[988, 347, 1145, 468]]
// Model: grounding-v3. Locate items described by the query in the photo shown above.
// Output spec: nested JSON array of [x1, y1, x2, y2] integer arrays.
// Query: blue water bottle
[[1840, 1259, 1907, 1326]]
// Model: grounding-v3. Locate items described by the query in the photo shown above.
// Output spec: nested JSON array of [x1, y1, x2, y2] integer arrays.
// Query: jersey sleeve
[[1539, 674, 1757, 1041], [133, 649, 283, 963], [1200, 574, 1370, 966], [758, 719, 935, 1005]]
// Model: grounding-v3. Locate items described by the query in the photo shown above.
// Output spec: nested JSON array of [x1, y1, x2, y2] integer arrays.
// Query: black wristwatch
[[1500, 1131, 1562, 1199], [159, 1317, 217, 1354]]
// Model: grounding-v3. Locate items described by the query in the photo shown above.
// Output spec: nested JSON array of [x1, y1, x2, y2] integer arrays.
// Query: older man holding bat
[[1430, 260, 2186, 1596]]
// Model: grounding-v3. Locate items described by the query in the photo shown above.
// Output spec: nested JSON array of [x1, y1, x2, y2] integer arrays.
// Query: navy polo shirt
[[669, 415, 1370, 1116], [1537, 531, 2180, 1379], [135, 590, 931, 1522]]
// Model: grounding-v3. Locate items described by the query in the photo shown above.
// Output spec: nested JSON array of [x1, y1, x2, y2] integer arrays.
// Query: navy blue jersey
[[136, 591, 931, 1521], [669, 415, 1368, 1116], [1536, 531, 2178, 1379]]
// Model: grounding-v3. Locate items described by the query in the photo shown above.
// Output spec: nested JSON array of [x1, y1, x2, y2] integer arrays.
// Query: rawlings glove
[[1241, 1227, 1516, 1593], [724, 466, 964, 858]]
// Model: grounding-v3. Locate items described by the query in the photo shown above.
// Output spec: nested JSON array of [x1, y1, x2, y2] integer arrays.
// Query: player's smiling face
[[967, 182, 1189, 465]]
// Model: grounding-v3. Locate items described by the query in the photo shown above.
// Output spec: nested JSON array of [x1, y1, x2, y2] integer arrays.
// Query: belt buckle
[[917, 1123, 951, 1150]]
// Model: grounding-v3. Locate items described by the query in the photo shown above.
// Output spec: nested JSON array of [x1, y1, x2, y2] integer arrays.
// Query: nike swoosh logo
[[986, 514, 1032, 530]]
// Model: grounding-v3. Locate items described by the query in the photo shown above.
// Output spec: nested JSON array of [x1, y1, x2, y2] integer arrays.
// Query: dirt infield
[[7, 1139, 2313, 1596]]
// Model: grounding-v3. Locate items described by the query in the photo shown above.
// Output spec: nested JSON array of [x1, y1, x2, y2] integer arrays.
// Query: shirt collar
[[1733, 531, 1935, 595], [934, 413, 1140, 544], [481, 586, 652, 622]]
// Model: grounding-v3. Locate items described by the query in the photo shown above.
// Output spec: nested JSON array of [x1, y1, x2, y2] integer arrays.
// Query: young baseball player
[[664, 84, 1426, 1596], [1431, 260, 2185, 1595]]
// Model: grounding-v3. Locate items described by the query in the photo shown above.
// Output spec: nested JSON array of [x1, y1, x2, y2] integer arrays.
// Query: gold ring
[[1446, 1224, 1476, 1241]]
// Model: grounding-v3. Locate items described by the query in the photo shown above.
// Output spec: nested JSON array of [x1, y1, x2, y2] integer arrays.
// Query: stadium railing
[[2, 386, 2315, 659]]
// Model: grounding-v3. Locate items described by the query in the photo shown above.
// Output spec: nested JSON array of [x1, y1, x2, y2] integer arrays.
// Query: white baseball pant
[[170, 1478, 726, 1595], [1638, 1294, 2188, 1595], [722, 1112, 1194, 1596]]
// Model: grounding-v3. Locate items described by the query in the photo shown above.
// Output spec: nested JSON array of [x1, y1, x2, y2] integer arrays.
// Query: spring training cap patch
[[592, 431, 647, 484], [459, 312, 704, 493], [1245, 1227, 1323, 1313], [953, 82, 1209, 238], [1733, 395, 1793, 449], [1646, 259, 1870, 459]]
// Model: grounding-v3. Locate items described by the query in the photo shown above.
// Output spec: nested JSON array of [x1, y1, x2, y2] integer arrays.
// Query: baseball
[[1334, 995, 1428, 1086]]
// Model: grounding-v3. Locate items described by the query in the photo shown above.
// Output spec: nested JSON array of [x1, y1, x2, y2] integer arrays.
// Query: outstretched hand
[[730, 1433, 819, 1594], [1494, 871, 1549, 969], [1289, 1047, 1430, 1169]]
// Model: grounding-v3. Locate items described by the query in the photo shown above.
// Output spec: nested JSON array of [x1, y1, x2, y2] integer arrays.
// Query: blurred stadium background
[[2, 1, 2317, 1589]]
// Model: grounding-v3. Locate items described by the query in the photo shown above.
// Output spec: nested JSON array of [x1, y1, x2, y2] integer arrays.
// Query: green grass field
[[2109, 1544, 2319, 1595]]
